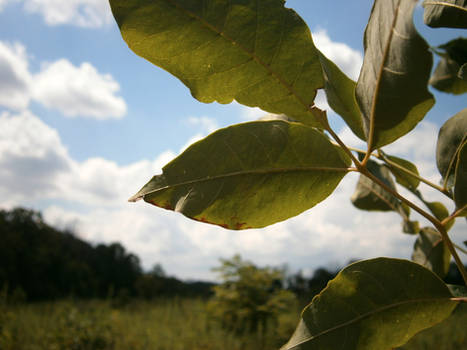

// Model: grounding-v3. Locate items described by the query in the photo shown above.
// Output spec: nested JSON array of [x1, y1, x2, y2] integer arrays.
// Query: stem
[[309, 107, 362, 167], [434, 223, 467, 286], [361, 168, 467, 286], [378, 152, 452, 199], [441, 204, 467, 227]]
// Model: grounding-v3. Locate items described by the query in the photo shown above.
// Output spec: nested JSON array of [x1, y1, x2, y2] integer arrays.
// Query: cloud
[[0, 41, 32, 110], [33, 59, 127, 119], [313, 29, 363, 80], [0, 111, 70, 206], [0, 40, 127, 119], [23, 0, 112, 28]]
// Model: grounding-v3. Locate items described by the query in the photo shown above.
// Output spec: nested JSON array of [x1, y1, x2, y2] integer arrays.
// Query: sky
[[0, 0, 465, 280]]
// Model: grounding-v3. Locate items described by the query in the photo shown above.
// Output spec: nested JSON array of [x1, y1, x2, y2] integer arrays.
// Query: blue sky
[[0, 0, 465, 280]]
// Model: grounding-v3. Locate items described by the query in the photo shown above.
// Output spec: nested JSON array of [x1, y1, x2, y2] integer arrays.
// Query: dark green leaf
[[403, 220, 420, 234], [130, 121, 351, 229], [356, 0, 434, 150], [412, 227, 451, 278], [460, 62, 467, 79], [109, 0, 325, 126], [423, 0, 467, 29], [436, 108, 467, 188], [430, 38, 467, 95], [317, 50, 365, 140], [384, 154, 421, 190], [281, 258, 457, 350], [430, 57, 467, 94], [454, 140, 467, 214], [448, 284, 467, 297], [351, 160, 401, 212]]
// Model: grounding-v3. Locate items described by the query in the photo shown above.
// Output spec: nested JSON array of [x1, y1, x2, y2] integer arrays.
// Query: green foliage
[[108, 0, 467, 348], [130, 121, 350, 229], [436, 108, 467, 188], [423, 0, 467, 29], [281, 258, 458, 350], [430, 38, 467, 94], [355, 0, 434, 150], [412, 227, 451, 278], [208, 255, 296, 335]]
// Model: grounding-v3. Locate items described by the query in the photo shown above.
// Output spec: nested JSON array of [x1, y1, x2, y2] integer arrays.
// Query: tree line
[[0, 207, 464, 303]]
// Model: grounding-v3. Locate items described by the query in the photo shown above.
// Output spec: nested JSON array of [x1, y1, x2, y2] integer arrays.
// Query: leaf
[[316, 50, 365, 140], [384, 153, 420, 190], [356, 0, 434, 150], [412, 227, 451, 278], [281, 258, 457, 350], [403, 220, 420, 234], [109, 0, 325, 126], [448, 284, 467, 297], [454, 140, 467, 214], [430, 57, 467, 94], [423, 0, 467, 29], [351, 160, 401, 212], [130, 120, 351, 229], [436, 108, 467, 188], [460, 62, 467, 80], [430, 38, 467, 95]]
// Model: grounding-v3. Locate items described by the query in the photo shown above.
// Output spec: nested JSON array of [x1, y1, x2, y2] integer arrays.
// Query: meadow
[[1, 298, 466, 350]]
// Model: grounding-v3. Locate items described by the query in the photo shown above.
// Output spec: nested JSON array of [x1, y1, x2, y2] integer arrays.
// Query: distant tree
[[208, 255, 296, 335]]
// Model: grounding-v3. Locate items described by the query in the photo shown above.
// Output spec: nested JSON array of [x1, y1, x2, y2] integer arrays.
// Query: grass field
[[1, 298, 465, 350]]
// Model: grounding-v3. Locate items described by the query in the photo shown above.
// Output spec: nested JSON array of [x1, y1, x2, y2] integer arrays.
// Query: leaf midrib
[[287, 296, 455, 348], [165, 0, 317, 116], [424, 1, 467, 13], [129, 165, 350, 201]]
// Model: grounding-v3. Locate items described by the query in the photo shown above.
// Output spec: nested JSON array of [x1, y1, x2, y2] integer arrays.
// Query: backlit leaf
[[384, 154, 420, 190], [281, 258, 457, 350], [412, 227, 451, 278], [130, 120, 351, 229], [317, 50, 365, 140], [430, 38, 467, 95], [351, 160, 401, 212], [436, 108, 467, 188], [454, 140, 467, 214], [109, 0, 325, 126], [423, 0, 467, 29], [356, 0, 434, 150]]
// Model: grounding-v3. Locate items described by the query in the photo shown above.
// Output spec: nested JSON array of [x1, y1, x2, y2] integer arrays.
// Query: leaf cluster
[[109, 0, 467, 348]]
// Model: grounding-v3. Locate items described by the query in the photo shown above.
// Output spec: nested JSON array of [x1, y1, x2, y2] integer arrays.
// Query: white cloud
[[0, 40, 126, 119], [0, 110, 70, 206], [0, 41, 32, 110], [313, 29, 363, 80], [1, 111, 464, 280], [33, 59, 127, 119], [23, 0, 112, 28]]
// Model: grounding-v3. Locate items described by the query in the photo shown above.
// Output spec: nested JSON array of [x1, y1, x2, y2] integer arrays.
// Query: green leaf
[[384, 154, 421, 190], [430, 38, 467, 95], [448, 284, 467, 297], [356, 0, 434, 150], [460, 62, 467, 80], [412, 227, 451, 278], [351, 160, 401, 212], [430, 57, 467, 94], [130, 120, 351, 229], [403, 220, 420, 235], [281, 258, 457, 350], [109, 0, 324, 126], [317, 50, 365, 140], [423, 0, 467, 29], [454, 140, 467, 214], [436, 108, 467, 188]]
